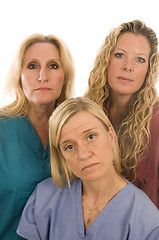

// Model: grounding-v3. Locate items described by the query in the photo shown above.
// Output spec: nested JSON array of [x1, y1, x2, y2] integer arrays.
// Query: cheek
[[140, 67, 148, 79], [21, 72, 31, 87], [98, 138, 114, 156], [63, 154, 79, 172], [61, 153, 74, 168], [107, 61, 118, 81], [65, 159, 78, 174], [20, 73, 34, 99], [58, 75, 65, 87], [53, 71, 65, 83], [136, 67, 148, 86], [21, 75, 27, 91]]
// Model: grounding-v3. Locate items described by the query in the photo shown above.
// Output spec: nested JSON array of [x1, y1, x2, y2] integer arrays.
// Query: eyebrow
[[24, 57, 61, 63], [114, 48, 149, 57]]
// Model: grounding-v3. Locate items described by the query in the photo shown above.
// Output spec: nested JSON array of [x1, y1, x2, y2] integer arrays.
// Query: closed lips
[[82, 163, 99, 171], [118, 77, 133, 82], [35, 87, 52, 91]]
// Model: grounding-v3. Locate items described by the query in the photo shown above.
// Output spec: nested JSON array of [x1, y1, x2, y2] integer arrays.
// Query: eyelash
[[87, 133, 96, 141], [115, 53, 124, 58], [27, 63, 59, 70], [136, 57, 145, 63], [64, 145, 74, 151], [63, 134, 96, 152], [50, 63, 59, 69], [28, 63, 37, 69], [114, 53, 146, 63]]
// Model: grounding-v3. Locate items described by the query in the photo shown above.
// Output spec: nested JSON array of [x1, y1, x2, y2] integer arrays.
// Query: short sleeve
[[16, 186, 41, 240]]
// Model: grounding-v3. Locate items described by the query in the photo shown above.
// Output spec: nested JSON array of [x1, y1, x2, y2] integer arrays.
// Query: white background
[[0, 0, 159, 107]]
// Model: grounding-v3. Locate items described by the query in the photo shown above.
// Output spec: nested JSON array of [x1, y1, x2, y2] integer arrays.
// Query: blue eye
[[88, 134, 95, 141], [115, 53, 124, 58], [65, 145, 74, 151], [137, 57, 145, 63]]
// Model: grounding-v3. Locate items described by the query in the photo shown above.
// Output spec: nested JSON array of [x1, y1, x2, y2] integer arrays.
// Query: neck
[[82, 174, 127, 230], [107, 92, 131, 130], [82, 172, 126, 206], [27, 102, 55, 121], [27, 102, 55, 149]]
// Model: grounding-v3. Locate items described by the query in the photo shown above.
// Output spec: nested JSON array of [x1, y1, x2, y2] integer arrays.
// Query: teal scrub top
[[0, 116, 51, 240]]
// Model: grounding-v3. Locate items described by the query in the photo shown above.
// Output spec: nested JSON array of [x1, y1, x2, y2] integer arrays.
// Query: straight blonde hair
[[0, 33, 75, 116], [49, 97, 121, 187]]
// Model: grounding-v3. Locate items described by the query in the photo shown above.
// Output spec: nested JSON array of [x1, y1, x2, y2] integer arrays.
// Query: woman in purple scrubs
[[17, 97, 159, 240]]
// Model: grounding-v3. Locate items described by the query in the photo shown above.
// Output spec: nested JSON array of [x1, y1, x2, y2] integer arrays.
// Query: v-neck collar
[[74, 179, 130, 238], [24, 116, 49, 157]]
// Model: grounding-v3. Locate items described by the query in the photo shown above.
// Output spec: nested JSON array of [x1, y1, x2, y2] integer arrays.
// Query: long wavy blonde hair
[[49, 97, 121, 187], [85, 20, 159, 181], [0, 33, 75, 116]]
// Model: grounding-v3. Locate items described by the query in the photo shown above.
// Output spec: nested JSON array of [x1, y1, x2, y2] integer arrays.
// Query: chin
[[33, 100, 55, 107], [82, 173, 103, 182]]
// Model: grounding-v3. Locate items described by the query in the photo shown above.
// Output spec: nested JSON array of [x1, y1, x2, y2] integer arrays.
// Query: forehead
[[115, 32, 151, 54], [24, 42, 60, 60], [60, 111, 106, 139]]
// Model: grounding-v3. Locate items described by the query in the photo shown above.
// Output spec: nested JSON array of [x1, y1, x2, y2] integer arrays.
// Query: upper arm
[[16, 187, 41, 240]]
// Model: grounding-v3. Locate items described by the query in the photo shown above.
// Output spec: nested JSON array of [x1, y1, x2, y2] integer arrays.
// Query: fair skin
[[60, 111, 127, 229], [21, 42, 65, 149], [107, 32, 150, 128]]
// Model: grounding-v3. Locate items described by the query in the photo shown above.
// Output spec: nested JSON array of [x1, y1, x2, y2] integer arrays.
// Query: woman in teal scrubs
[[0, 33, 74, 240]]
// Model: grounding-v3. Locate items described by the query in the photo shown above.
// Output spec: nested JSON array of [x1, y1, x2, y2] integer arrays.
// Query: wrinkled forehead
[[59, 111, 108, 143]]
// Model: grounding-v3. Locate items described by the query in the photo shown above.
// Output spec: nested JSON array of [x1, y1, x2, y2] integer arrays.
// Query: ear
[[108, 126, 115, 147]]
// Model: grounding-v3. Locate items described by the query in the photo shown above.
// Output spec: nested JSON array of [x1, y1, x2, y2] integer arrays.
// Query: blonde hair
[[85, 20, 159, 181], [49, 97, 121, 187], [0, 33, 75, 116]]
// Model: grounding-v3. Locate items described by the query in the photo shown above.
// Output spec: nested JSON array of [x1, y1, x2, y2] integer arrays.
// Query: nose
[[38, 68, 48, 82], [122, 58, 134, 72], [78, 143, 92, 160]]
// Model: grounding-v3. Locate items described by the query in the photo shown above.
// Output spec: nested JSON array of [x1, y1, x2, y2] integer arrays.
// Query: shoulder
[[120, 182, 159, 235], [33, 178, 80, 209], [114, 181, 159, 232], [0, 116, 28, 132], [35, 177, 59, 195], [149, 103, 159, 136], [35, 177, 80, 196], [0, 116, 16, 134], [0, 115, 23, 125], [125, 182, 159, 214], [17, 179, 81, 239]]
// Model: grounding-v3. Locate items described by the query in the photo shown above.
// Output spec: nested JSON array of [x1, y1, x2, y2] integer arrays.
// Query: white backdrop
[[0, 0, 159, 107]]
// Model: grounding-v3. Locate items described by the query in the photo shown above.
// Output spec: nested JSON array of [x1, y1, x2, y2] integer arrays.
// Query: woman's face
[[107, 32, 150, 98], [59, 111, 116, 183], [21, 42, 65, 107]]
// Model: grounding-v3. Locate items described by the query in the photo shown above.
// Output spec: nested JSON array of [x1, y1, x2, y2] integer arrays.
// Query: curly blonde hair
[[0, 33, 75, 116], [49, 97, 121, 187], [85, 20, 159, 181]]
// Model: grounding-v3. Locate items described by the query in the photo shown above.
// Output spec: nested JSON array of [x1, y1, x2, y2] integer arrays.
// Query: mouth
[[82, 163, 99, 171], [35, 87, 52, 92], [118, 77, 133, 83]]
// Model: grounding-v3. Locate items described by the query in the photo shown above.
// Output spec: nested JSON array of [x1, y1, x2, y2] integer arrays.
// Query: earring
[[113, 151, 115, 166], [106, 82, 109, 88]]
